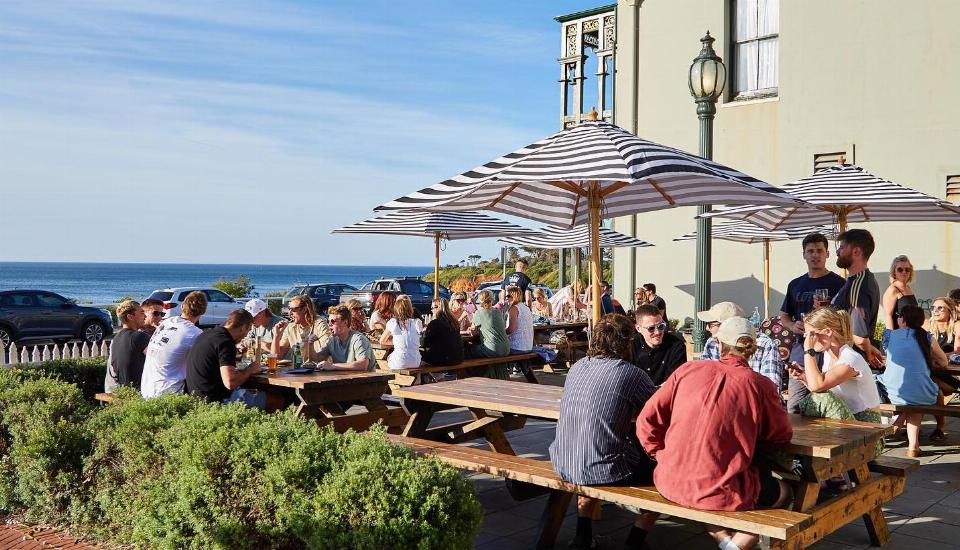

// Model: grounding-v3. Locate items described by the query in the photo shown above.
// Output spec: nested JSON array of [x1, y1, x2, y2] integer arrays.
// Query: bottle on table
[[749, 307, 762, 328], [293, 342, 303, 368]]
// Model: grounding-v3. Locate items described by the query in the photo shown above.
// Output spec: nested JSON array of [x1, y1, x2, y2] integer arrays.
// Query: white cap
[[244, 298, 268, 317], [716, 317, 756, 346], [697, 301, 745, 323]]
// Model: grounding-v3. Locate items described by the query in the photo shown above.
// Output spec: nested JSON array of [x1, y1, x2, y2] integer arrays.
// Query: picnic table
[[533, 321, 588, 371], [244, 368, 407, 432], [394, 377, 905, 546]]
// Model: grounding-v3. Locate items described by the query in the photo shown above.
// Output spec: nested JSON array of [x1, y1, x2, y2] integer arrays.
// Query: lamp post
[[688, 31, 726, 352]]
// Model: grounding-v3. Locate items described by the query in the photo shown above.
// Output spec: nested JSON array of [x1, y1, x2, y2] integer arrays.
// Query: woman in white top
[[504, 286, 534, 352], [380, 294, 423, 370], [787, 307, 882, 424]]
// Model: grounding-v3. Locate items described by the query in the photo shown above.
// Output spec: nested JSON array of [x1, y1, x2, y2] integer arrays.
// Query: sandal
[[930, 429, 947, 442]]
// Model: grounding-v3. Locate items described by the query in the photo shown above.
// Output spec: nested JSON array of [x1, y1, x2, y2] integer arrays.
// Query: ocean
[[0, 262, 433, 305]]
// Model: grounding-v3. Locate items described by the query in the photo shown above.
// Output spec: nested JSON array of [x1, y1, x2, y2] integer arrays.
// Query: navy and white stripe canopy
[[500, 225, 654, 249], [701, 164, 960, 230], [375, 120, 800, 228], [332, 210, 532, 240], [673, 221, 837, 244]]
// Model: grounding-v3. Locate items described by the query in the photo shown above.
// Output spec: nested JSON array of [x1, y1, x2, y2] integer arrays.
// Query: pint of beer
[[266, 354, 278, 375]]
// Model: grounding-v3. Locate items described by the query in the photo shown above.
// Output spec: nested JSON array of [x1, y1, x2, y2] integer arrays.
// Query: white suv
[[146, 287, 244, 328]]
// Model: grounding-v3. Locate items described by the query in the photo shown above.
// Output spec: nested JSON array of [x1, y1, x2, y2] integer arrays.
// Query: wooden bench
[[383, 352, 541, 388], [876, 403, 960, 417], [389, 434, 813, 549], [94, 392, 114, 404]]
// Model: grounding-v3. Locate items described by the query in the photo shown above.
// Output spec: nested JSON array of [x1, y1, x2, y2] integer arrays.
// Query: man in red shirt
[[637, 317, 793, 550]]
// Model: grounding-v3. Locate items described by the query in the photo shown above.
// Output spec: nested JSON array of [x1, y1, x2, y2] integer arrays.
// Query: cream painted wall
[[612, 0, 960, 325]]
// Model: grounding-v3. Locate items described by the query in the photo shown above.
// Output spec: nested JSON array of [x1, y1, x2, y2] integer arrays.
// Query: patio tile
[[877, 531, 960, 550], [895, 516, 960, 543]]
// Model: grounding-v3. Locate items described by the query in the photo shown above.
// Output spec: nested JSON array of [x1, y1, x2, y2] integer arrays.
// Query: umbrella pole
[[433, 231, 440, 301], [763, 239, 770, 320], [588, 184, 602, 323], [838, 210, 848, 278]]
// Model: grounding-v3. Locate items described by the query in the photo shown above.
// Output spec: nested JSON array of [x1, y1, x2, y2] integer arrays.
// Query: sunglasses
[[640, 321, 668, 334], [150, 311, 165, 318], [288, 305, 305, 312], [705, 321, 721, 329], [932, 306, 948, 312], [896, 267, 912, 273]]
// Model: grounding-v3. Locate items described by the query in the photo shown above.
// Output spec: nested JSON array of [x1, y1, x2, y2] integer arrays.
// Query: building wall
[[612, 0, 960, 323]]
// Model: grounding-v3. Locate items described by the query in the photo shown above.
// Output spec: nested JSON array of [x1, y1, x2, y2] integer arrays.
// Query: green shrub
[[0, 371, 91, 523], [0, 377, 482, 549], [265, 291, 286, 316], [213, 275, 255, 299], [8, 358, 107, 404]]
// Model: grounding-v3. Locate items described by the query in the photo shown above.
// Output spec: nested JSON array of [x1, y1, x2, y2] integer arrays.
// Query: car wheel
[[0, 326, 14, 350], [81, 321, 106, 345]]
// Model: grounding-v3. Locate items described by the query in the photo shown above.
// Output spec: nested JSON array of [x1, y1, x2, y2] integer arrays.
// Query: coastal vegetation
[[0, 359, 482, 549], [429, 247, 612, 292]]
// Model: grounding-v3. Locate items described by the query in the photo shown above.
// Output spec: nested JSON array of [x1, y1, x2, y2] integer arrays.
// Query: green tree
[[212, 275, 255, 298]]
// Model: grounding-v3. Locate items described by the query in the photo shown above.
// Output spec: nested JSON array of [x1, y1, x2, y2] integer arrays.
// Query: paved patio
[[443, 371, 960, 550]]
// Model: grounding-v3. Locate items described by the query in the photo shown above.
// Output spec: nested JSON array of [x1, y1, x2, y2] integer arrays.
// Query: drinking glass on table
[[266, 353, 278, 375], [813, 288, 830, 308]]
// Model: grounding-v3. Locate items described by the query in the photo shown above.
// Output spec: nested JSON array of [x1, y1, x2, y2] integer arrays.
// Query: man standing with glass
[[779, 232, 846, 413]]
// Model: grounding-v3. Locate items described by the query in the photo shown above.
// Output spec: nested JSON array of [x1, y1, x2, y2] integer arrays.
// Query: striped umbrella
[[498, 225, 654, 249], [377, 117, 800, 320], [333, 211, 533, 299], [674, 221, 836, 318], [701, 163, 960, 231]]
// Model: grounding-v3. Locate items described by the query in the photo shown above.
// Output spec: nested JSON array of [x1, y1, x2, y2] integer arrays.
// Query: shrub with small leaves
[[8, 357, 107, 404]]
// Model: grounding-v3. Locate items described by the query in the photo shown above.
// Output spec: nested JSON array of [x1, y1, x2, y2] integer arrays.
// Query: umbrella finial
[[586, 107, 599, 121]]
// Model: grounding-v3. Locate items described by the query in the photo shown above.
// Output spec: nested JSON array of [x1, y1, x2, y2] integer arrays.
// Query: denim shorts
[[223, 388, 267, 410]]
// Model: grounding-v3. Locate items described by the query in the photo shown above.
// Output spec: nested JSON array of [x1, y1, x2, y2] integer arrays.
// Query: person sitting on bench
[[638, 317, 793, 550], [549, 314, 659, 550]]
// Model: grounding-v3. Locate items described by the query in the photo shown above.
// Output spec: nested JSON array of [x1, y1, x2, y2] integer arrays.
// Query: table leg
[[468, 408, 515, 455], [401, 399, 436, 438], [534, 490, 573, 550], [792, 481, 821, 512], [521, 363, 541, 384], [850, 464, 891, 546]]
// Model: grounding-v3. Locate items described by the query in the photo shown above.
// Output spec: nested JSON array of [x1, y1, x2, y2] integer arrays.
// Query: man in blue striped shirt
[[549, 314, 659, 550]]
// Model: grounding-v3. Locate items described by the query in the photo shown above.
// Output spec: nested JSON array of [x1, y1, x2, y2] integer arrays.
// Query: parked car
[[146, 287, 243, 328], [0, 289, 114, 349], [473, 281, 553, 303], [338, 277, 451, 316], [281, 283, 358, 316]]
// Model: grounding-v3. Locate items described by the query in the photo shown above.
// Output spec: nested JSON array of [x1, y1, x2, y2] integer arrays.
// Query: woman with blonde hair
[[881, 255, 918, 329], [345, 299, 367, 332], [369, 291, 397, 332], [422, 297, 464, 366], [449, 291, 472, 331], [531, 287, 553, 319], [924, 296, 960, 440], [505, 286, 534, 353], [787, 307, 882, 424], [273, 295, 330, 363], [469, 289, 510, 377], [380, 294, 423, 370]]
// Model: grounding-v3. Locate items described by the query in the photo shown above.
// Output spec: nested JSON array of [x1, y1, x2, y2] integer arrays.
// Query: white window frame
[[731, 0, 779, 99]]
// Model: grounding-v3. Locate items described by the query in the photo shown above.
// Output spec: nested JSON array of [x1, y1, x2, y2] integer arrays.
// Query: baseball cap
[[716, 317, 756, 346], [697, 301, 745, 323], [244, 298, 268, 317]]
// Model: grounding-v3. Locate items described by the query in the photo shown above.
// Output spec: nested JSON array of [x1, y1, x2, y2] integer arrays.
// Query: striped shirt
[[549, 356, 656, 485], [703, 332, 784, 391]]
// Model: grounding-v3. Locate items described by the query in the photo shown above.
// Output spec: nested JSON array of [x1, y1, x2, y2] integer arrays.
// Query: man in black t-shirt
[[502, 258, 533, 306], [106, 299, 151, 392], [186, 309, 263, 407], [642, 283, 667, 321], [779, 233, 846, 412]]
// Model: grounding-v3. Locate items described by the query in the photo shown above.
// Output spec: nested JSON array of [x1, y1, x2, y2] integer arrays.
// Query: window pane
[[735, 0, 759, 41], [735, 41, 759, 93], [759, 0, 779, 35], [758, 37, 779, 89], [36, 293, 67, 307]]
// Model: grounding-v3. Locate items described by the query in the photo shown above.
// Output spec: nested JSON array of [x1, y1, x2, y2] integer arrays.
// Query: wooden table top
[[248, 368, 394, 389], [534, 321, 588, 331], [393, 378, 890, 459]]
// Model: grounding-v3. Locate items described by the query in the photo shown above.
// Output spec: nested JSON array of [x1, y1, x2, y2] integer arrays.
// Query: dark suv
[[338, 277, 450, 316], [0, 290, 114, 349], [282, 283, 358, 316]]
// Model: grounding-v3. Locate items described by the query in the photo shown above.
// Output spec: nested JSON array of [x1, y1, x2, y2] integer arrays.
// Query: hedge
[[0, 371, 482, 549], [4, 357, 107, 404]]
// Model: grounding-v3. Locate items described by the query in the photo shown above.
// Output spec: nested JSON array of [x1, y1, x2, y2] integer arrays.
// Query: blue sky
[[0, 0, 601, 266]]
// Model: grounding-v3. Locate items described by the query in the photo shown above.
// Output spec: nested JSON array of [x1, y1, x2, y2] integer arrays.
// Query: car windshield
[[148, 291, 173, 301], [284, 287, 304, 298]]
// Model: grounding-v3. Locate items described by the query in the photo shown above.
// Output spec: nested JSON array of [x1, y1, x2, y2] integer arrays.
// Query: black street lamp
[[688, 31, 726, 352]]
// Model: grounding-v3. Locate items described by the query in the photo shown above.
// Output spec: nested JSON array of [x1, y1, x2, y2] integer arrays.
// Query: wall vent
[[947, 174, 960, 202], [813, 151, 847, 172]]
